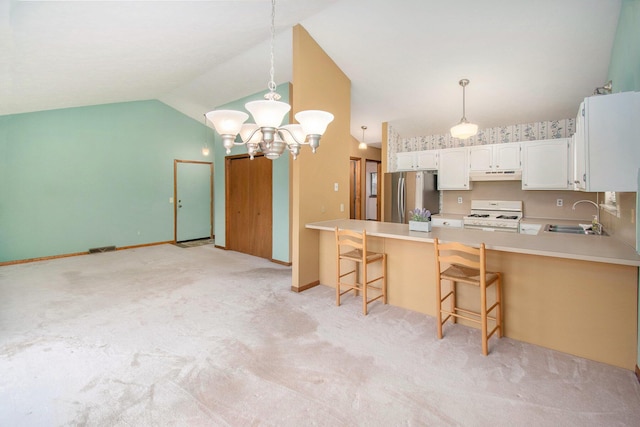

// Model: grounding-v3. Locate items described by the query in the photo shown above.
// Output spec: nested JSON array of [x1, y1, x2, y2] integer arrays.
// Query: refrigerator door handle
[[400, 177, 406, 223], [396, 177, 402, 222]]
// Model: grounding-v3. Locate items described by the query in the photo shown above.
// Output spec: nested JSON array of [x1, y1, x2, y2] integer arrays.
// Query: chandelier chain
[[268, 0, 277, 94]]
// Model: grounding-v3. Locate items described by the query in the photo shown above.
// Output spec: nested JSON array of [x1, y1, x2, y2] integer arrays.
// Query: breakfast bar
[[306, 219, 640, 370]]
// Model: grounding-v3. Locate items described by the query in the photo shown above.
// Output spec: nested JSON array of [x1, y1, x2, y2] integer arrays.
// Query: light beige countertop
[[306, 219, 640, 267]]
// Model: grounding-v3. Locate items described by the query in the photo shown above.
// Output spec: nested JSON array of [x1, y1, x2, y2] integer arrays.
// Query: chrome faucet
[[572, 200, 601, 233]]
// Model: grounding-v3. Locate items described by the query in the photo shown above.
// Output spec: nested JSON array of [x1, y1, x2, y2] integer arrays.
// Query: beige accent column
[[291, 25, 351, 291]]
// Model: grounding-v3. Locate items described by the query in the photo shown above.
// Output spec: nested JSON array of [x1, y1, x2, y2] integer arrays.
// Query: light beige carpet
[[1, 244, 639, 426]]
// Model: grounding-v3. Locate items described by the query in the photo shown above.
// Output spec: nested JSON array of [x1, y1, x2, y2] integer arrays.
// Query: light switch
[[334, 183, 339, 192], [169, 197, 174, 204]]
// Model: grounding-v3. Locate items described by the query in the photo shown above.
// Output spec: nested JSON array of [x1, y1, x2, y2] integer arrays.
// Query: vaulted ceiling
[[1, 0, 621, 146]]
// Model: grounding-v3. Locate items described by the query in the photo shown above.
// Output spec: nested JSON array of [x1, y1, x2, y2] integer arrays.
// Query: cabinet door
[[438, 148, 470, 190], [522, 139, 571, 190], [494, 142, 521, 170], [396, 152, 415, 171], [581, 92, 640, 192], [416, 150, 438, 170], [573, 105, 586, 191], [469, 146, 493, 171]]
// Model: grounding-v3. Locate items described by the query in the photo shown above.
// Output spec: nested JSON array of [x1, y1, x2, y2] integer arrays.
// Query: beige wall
[[441, 181, 636, 246], [291, 25, 351, 290]]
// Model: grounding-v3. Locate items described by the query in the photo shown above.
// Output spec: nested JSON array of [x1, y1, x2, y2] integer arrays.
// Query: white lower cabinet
[[519, 223, 542, 235], [431, 217, 463, 228], [521, 138, 572, 190]]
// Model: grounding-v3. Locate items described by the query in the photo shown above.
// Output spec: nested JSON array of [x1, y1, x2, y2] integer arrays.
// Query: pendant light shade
[[450, 120, 478, 140], [358, 125, 368, 150], [450, 78, 478, 140]]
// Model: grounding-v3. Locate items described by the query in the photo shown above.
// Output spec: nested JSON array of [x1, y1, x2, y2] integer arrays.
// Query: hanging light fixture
[[450, 78, 478, 140], [358, 125, 368, 150], [204, 0, 334, 160]]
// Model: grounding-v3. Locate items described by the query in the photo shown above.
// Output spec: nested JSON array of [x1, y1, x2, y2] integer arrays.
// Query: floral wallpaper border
[[387, 118, 575, 172]]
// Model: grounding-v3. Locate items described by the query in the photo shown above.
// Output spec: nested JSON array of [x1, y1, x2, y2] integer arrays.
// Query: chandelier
[[450, 78, 478, 140], [205, 0, 334, 160]]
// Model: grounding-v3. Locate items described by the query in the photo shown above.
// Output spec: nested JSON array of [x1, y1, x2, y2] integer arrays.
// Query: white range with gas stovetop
[[463, 200, 523, 233]]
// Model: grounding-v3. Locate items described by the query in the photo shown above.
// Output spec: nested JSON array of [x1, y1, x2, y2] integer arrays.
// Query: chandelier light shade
[[450, 78, 478, 140], [204, 0, 334, 160]]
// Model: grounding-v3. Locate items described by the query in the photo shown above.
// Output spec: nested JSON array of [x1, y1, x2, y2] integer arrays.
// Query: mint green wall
[[607, 0, 640, 371], [0, 100, 212, 262], [608, 0, 640, 92], [211, 84, 291, 263]]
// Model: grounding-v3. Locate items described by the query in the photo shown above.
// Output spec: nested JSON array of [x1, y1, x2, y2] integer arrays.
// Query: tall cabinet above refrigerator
[[383, 171, 439, 224]]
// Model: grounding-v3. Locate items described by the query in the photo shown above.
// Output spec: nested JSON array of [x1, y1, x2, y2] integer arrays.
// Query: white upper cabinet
[[396, 152, 415, 171], [573, 92, 640, 192], [416, 150, 438, 170], [469, 142, 521, 171], [396, 150, 438, 171], [439, 147, 471, 190], [522, 138, 572, 190]]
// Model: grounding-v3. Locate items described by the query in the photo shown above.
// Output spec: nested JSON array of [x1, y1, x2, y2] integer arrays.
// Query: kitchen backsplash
[[387, 118, 575, 171]]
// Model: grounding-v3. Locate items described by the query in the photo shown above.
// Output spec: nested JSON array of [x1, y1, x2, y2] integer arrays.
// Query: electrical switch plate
[[334, 183, 339, 191], [169, 197, 174, 204], [556, 199, 563, 207]]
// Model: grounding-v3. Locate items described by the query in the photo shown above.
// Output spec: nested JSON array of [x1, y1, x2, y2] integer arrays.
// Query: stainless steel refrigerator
[[384, 171, 439, 223]]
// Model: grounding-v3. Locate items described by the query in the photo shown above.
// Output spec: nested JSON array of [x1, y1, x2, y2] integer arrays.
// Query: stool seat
[[434, 238, 503, 355], [441, 264, 499, 286]]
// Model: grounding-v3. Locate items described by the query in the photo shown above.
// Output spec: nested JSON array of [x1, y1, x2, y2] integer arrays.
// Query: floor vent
[[88, 246, 116, 254]]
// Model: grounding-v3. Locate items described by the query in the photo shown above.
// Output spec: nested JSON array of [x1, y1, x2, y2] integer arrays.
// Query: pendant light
[[204, 0, 334, 160], [450, 78, 478, 140], [358, 125, 368, 150]]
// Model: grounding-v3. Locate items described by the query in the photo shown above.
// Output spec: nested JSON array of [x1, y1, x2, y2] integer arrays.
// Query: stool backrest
[[335, 227, 367, 254], [434, 238, 486, 274]]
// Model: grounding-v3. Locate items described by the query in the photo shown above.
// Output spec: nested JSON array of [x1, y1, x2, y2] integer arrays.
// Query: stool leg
[[336, 258, 341, 307], [436, 277, 443, 339], [497, 273, 503, 338], [481, 281, 488, 356], [362, 261, 368, 315], [451, 281, 457, 324], [382, 255, 387, 305]]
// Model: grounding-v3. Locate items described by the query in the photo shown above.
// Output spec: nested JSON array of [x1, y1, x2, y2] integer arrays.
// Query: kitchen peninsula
[[306, 219, 640, 370]]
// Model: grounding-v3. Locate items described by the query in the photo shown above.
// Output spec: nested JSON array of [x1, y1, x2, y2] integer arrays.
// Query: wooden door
[[226, 155, 272, 259]]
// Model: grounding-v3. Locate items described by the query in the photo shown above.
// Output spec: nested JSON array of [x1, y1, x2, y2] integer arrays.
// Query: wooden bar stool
[[433, 238, 503, 355], [335, 227, 387, 315]]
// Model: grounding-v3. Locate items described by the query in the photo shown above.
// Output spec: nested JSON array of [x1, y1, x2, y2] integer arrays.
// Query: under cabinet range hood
[[469, 170, 522, 181]]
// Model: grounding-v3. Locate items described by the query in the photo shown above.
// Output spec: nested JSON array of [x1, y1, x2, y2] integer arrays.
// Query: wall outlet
[[169, 197, 174, 204], [556, 199, 563, 207], [457, 197, 463, 204], [340, 203, 345, 212]]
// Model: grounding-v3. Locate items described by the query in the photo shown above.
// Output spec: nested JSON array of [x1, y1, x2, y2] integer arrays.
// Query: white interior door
[[176, 161, 212, 242]]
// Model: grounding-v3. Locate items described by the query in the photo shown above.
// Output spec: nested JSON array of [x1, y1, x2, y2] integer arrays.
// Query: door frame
[[173, 159, 214, 243], [349, 157, 362, 219]]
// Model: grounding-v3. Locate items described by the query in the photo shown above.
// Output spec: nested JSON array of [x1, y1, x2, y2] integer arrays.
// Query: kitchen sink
[[543, 224, 608, 236]]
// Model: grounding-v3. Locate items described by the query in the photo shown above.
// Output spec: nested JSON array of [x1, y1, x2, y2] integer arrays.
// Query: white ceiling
[[1, 0, 621, 147]]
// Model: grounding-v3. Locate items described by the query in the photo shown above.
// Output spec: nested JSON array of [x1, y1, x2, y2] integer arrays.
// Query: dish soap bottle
[[591, 215, 601, 235]]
